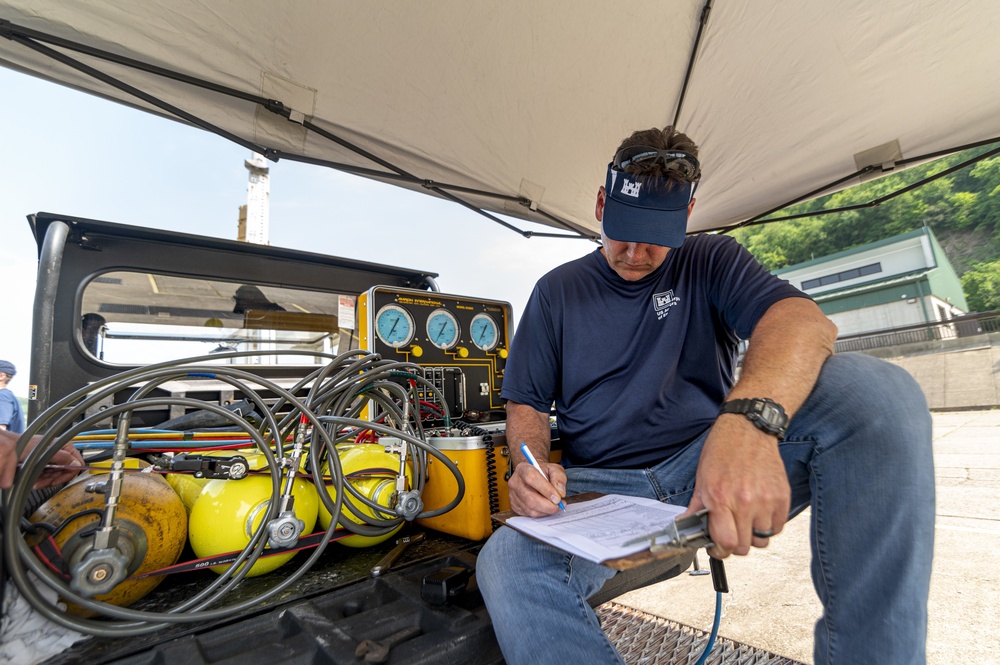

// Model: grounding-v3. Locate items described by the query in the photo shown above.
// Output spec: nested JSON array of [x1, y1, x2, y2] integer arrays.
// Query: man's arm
[[505, 401, 567, 517], [688, 297, 837, 557], [0, 429, 85, 489]]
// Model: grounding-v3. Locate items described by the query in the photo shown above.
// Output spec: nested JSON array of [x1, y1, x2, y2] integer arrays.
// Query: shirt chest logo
[[652, 290, 680, 320]]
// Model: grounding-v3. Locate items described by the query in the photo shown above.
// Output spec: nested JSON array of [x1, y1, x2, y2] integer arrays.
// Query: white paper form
[[506, 494, 685, 564]]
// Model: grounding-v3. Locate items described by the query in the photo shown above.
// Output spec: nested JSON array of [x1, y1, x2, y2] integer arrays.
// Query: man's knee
[[477, 528, 512, 588], [477, 527, 539, 598], [795, 353, 932, 463], [811, 353, 928, 417]]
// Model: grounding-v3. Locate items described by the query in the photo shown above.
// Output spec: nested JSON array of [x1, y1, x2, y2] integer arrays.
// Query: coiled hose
[[2, 349, 464, 636]]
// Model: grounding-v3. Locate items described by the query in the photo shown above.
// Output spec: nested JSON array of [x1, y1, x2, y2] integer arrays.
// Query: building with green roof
[[774, 227, 967, 336]]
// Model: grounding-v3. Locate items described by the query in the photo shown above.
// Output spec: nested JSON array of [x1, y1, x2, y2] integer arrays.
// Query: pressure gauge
[[375, 304, 415, 348], [426, 308, 460, 350], [470, 313, 500, 351]]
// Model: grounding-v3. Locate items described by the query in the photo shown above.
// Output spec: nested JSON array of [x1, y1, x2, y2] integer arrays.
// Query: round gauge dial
[[426, 308, 460, 350], [375, 304, 415, 348], [470, 313, 500, 351]]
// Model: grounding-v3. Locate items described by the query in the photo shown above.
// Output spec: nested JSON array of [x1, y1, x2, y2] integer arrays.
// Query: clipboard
[[491, 492, 702, 571]]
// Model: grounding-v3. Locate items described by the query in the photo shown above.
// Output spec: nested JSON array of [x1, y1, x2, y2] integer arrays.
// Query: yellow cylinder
[[188, 468, 319, 577], [29, 468, 188, 616], [317, 443, 408, 548]]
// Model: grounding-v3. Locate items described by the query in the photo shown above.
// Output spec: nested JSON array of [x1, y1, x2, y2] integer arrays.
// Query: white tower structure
[[237, 152, 274, 365], [241, 152, 270, 245]]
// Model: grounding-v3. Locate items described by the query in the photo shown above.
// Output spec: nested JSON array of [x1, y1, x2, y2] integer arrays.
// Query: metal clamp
[[163, 453, 250, 480], [622, 509, 714, 553]]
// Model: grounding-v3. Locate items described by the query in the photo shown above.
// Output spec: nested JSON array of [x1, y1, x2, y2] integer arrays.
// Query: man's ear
[[687, 197, 696, 218], [596, 186, 606, 222]]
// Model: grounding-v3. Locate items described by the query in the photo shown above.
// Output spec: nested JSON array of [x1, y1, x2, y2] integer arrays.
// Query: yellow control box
[[418, 435, 511, 541]]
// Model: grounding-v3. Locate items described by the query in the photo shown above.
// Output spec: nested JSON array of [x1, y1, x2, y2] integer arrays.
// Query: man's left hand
[[683, 414, 790, 558]]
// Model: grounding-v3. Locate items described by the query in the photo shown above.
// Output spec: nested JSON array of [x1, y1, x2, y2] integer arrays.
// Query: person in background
[[0, 360, 24, 435]]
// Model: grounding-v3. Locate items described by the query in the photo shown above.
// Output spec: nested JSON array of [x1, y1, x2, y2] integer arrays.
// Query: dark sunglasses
[[612, 146, 701, 181]]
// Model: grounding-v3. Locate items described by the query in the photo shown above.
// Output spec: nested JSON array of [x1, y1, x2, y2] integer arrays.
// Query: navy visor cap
[[602, 165, 695, 248]]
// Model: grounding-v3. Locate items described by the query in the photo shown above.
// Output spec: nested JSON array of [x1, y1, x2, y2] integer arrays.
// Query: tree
[[960, 259, 1000, 312], [731, 144, 1000, 277]]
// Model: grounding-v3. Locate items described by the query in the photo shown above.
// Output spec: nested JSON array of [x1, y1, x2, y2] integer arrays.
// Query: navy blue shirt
[[501, 234, 807, 469], [0, 388, 25, 435]]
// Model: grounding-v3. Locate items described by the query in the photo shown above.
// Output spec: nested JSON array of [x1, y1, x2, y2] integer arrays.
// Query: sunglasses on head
[[612, 145, 701, 181]]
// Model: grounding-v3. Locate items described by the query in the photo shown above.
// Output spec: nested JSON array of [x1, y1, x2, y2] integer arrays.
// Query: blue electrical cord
[[74, 439, 255, 449], [693, 590, 722, 665]]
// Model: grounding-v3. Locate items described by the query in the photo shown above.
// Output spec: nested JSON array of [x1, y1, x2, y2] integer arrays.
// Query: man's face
[[595, 185, 672, 281], [600, 236, 670, 281]]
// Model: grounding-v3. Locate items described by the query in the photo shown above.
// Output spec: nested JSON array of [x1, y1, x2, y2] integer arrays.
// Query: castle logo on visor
[[620, 179, 642, 197], [652, 290, 680, 320]]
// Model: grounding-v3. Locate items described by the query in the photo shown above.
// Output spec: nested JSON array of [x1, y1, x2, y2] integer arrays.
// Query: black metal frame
[[26, 211, 440, 420]]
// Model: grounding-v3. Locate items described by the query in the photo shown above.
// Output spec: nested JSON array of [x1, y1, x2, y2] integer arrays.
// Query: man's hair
[[614, 126, 699, 184]]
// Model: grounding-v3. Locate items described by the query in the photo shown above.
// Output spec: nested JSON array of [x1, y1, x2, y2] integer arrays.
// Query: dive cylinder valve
[[392, 438, 423, 520], [73, 426, 136, 597], [71, 546, 131, 597], [267, 497, 305, 548], [394, 490, 424, 521], [267, 416, 308, 548]]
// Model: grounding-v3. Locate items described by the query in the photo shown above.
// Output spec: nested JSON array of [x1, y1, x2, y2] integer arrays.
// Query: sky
[[0, 68, 593, 398]]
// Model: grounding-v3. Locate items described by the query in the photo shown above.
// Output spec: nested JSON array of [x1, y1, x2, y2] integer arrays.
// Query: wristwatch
[[719, 397, 789, 440]]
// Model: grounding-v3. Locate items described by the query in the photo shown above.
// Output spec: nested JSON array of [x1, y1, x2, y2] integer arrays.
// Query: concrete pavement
[[615, 408, 1000, 664]]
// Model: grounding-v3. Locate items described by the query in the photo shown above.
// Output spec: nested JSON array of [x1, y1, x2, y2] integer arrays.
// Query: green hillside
[[729, 143, 1000, 312]]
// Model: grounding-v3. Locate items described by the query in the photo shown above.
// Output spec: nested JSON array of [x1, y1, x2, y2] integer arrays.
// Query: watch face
[[757, 402, 786, 426]]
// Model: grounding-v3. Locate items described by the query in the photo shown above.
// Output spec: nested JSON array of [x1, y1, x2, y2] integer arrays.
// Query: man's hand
[[0, 430, 85, 490], [682, 298, 834, 558], [508, 457, 567, 517], [684, 414, 790, 558], [504, 401, 566, 517]]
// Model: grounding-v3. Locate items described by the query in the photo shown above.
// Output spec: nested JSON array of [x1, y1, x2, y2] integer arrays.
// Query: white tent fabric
[[2, 1, 999, 238]]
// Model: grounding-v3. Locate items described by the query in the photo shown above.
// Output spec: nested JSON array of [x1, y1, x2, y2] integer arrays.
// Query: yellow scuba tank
[[316, 443, 411, 548], [186, 450, 319, 577], [28, 459, 188, 616]]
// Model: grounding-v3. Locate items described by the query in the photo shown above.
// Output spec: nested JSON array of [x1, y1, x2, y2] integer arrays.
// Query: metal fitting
[[266, 511, 305, 549], [70, 548, 130, 598], [393, 490, 423, 521]]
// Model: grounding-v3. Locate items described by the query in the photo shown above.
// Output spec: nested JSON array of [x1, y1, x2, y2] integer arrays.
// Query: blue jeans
[[478, 353, 935, 665]]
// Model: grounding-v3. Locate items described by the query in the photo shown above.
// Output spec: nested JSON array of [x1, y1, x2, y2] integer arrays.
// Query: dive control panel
[[359, 286, 512, 421]]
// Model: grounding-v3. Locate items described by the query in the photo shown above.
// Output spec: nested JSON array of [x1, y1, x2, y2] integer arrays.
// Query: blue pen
[[520, 442, 566, 511]]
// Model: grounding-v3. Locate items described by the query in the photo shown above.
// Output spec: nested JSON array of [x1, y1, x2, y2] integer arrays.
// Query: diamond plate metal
[[598, 602, 806, 665]]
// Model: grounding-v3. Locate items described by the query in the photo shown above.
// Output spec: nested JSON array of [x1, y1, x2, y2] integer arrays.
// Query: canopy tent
[[2, 1, 999, 240]]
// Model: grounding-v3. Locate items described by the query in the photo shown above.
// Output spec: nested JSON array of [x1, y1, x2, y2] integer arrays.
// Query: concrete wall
[[852, 332, 1000, 410]]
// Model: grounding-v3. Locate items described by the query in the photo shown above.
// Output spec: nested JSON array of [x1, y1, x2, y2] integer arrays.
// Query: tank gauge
[[426, 309, 460, 350], [470, 313, 500, 351], [375, 304, 415, 348]]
